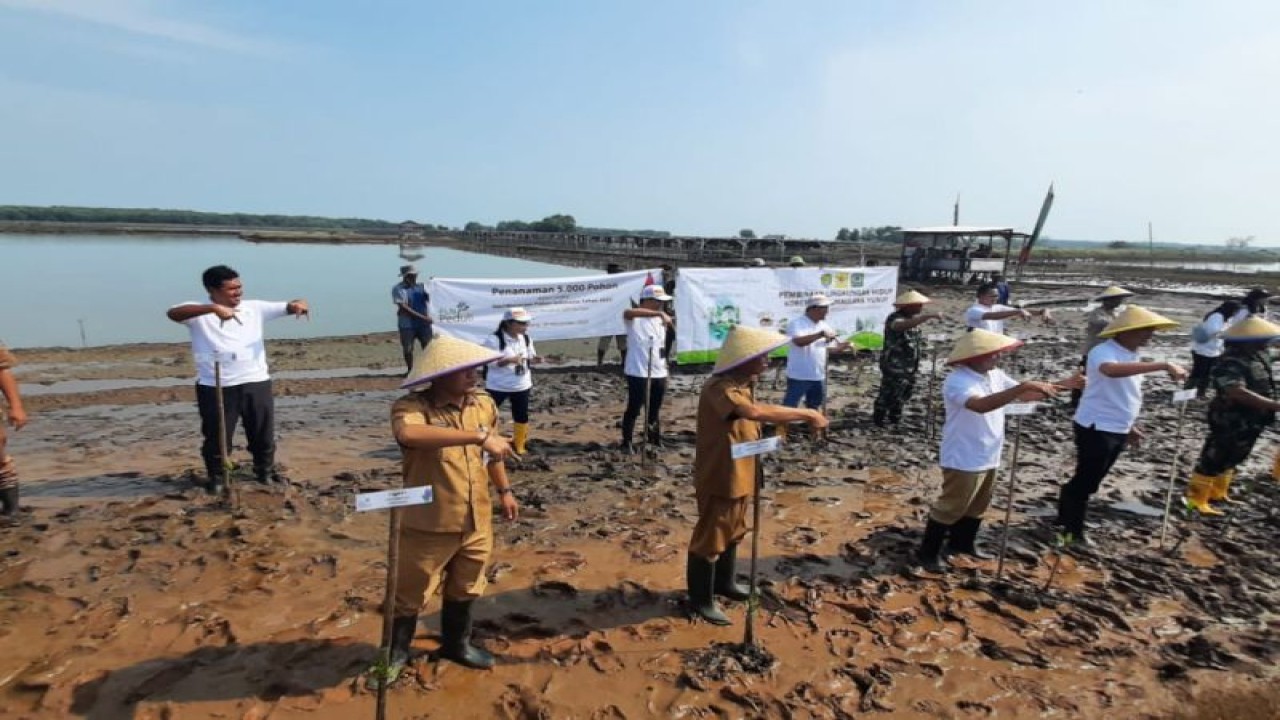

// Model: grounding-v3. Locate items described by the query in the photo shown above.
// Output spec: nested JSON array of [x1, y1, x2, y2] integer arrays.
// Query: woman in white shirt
[[1186, 300, 1241, 396], [964, 282, 1049, 334], [484, 308, 538, 454], [1058, 306, 1186, 546], [917, 329, 1077, 573]]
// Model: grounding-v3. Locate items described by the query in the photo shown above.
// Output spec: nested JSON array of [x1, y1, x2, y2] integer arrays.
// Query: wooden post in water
[[743, 461, 764, 647], [375, 507, 403, 720]]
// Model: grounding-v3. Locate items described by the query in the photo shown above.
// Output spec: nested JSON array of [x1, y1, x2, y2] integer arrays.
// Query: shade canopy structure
[[898, 226, 1031, 283]]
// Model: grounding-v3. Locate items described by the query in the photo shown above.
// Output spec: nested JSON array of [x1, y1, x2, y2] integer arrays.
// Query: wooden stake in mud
[[376, 506, 402, 720], [352, 486, 432, 719], [213, 355, 240, 509], [641, 338, 655, 468], [730, 435, 780, 647], [1159, 389, 1198, 548], [745, 459, 764, 647], [925, 334, 948, 441], [995, 404, 1036, 581]]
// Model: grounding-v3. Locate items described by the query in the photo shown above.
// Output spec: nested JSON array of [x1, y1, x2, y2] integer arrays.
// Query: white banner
[[428, 270, 663, 344], [673, 266, 898, 364]]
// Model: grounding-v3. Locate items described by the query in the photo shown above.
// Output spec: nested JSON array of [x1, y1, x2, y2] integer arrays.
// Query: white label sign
[[355, 486, 434, 512], [731, 436, 782, 459], [927, 333, 950, 343], [1006, 402, 1038, 416], [1172, 389, 1197, 403]]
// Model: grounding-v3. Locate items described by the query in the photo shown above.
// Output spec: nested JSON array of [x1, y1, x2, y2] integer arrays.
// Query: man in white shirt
[[167, 265, 309, 494], [964, 282, 1048, 334], [783, 294, 850, 410], [1058, 305, 1186, 545], [619, 284, 673, 452], [917, 329, 1075, 573]]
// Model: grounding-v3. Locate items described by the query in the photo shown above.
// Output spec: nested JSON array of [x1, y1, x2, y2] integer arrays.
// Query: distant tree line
[[0, 205, 423, 230], [835, 226, 903, 243], [464, 214, 670, 238]]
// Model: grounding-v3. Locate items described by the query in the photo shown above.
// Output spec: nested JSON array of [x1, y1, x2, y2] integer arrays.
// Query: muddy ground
[[2, 283, 1278, 719]]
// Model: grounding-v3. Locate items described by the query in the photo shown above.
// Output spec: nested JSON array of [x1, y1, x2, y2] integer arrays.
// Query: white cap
[[806, 293, 833, 308], [750, 258, 766, 267], [503, 307, 533, 322], [640, 285, 672, 301]]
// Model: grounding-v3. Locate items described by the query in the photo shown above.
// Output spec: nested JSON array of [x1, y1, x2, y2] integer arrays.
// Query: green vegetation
[[0, 205, 427, 230], [465, 215, 671, 238], [836, 226, 903, 243]]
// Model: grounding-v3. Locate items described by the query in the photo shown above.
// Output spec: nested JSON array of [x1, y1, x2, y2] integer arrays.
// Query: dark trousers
[[197, 379, 275, 479], [488, 389, 531, 424], [1186, 352, 1218, 395], [1057, 422, 1128, 537], [622, 375, 667, 442], [1194, 421, 1265, 476], [873, 371, 917, 424]]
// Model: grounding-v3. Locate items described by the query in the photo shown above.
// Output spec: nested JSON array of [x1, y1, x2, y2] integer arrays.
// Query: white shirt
[[624, 315, 669, 379], [484, 332, 536, 392], [786, 315, 835, 381], [965, 303, 1018, 334], [174, 300, 289, 387], [1190, 313, 1229, 358], [940, 366, 1019, 472], [1074, 339, 1143, 433]]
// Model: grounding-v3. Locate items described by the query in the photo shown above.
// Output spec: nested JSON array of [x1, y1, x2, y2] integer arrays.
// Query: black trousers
[[197, 379, 275, 479], [1058, 422, 1128, 537], [1186, 352, 1218, 395], [489, 389, 531, 424], [622, 375, 667, 442]]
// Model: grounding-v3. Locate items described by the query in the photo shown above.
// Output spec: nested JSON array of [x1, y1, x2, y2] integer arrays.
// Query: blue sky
[[2, 1, 1278, 244]]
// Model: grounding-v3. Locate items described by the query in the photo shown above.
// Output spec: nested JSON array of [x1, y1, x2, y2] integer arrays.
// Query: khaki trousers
[[928, 468, 997, 525], [688, 494, 751, 559], [394, 525, 492, 616]]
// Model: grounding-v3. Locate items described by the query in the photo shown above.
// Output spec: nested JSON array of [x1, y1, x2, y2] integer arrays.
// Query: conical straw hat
[[713, 325, 789, 375], [895, 289, 932, 306], [946, 328, 1023, 365], [401, 334, 504, 390], [1093, 286, 1134, 301], [1097, 304, 1178, 338], [1223, 316, 1280, 343]]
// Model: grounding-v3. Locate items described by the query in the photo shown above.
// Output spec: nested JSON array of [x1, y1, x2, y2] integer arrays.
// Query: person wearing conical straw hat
[[783, 293, 850, 412], [789, 256, 806, 268], [1184, 316, 1280, 516], [1071, 286, 1135, 408], [916, 329, 1080, 573], [386, 334, 519, 677], [1186, 299, 1242, 397], [484, 308, 539, 455], [688, 325, 829, 625], [1057, 305, 1187, 545], [872, 289, 943, 427]]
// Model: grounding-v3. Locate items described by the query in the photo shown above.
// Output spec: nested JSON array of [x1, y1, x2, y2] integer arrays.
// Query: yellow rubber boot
[[513, 423, 529, 455], [1273, 451, 1280, 482], [1186, 472, 1224, 516], [1210, 468, 1236, 504]]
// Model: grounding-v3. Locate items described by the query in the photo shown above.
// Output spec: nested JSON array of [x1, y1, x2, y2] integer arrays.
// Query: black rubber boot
[[646, 421, 664, 449], [204, 467, 226, 497], [686, 553, 732, 625], [945, 516, 994, 560], [366, 614, 417, 688], [620, 416, 637, 454], [916, 518, 952, 573], [439, 600, 495, 669], [0, 486, 18, 517], [713, 543, 751, 601]]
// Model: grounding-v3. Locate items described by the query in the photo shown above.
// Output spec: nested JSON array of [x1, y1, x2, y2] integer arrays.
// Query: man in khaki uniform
[[688, 325, 828, 625], [0, 342, 28, 520], [386, 335, 519, 679]]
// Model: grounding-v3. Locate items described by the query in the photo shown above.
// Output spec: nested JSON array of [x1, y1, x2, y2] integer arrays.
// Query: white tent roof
[[903, 226, 1020, 235]]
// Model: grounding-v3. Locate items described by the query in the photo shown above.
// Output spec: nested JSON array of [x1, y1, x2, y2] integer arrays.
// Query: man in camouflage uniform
[[0, 342, 28, 520], [1185, 316, 1280, 516], [873, 290, 942, 427]]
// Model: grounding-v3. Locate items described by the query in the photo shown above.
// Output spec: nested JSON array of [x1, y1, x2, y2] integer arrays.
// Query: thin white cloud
[[0, 0, 283, 56]]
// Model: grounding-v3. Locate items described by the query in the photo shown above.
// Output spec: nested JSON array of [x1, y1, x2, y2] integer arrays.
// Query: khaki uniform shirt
[[0, 344, 15, 424], [694, 375, 761, 499], [391, 391, 499, 533]]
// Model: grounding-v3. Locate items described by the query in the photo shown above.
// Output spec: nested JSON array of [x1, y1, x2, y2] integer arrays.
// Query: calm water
[[0, 235, 582, 348]]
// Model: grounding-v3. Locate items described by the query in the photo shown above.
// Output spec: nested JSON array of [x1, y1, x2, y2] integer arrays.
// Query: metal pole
[[641, 337, 654, 468], [743, 460, 764, 647], [1159, 402, 1190, 548], [214, 359, 239, 509], [994, 414, 1025, 581], [375, 507, 403, 719], [926, 342, 939, 441]]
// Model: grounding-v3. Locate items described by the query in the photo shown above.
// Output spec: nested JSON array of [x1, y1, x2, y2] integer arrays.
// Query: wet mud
[[3, 285, 1278, 718]]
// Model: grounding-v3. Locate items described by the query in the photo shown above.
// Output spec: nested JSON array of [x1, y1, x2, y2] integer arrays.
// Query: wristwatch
[[497, 487, 514, 497]]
